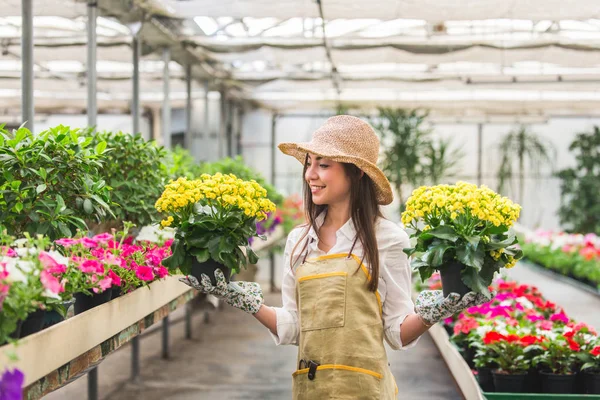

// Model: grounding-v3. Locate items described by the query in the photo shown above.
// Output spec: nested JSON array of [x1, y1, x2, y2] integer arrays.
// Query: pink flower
[[81, 237, 99, 249], [164, 239, 174, 247], [155, 266, 168, 279], [527, 314, 545, 322], [93, 276, 112, 293], [1, 246, 17, 257], [55, 238, 80, 247], [79, 259, 104, 274], [550, 311, 569, 324], [135, 265, 154, 281], [40, 270, 64, 294], [38, 252, 67, 274], [108, 270, 121, 287], [538, 320, 554, 330], [92, 233, 114, 243]]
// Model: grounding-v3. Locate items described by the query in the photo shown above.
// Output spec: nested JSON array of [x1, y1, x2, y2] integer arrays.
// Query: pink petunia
[[92, 276, 112, 293], [135, 265, 154, 281], [1, 246, 17, 257], [55, 238, 80, 247], [108, 269, 121, 286], [81, 237, 99, 249], [164, 239, 174, 247], [40, 269, 65, 294], [92, 233, 114, 243], [38, 252, 67, 274], [155, 266, 168, 279], [79, 259, 105, 274]]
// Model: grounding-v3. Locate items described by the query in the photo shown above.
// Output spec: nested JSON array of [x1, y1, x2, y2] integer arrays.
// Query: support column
[[236, 104, 244, 156], [270, 113, 278, 293], [162, 48, 171, 149], [218, 90, 226, 159], [87, 0, 97, 129], [203, 80, 210, 160], [477, 123, 483, 185], [161, 316, 169, 359], [21, 0, 34, 131], [132, 35, 141, 136], [185, 64, 192, 151]]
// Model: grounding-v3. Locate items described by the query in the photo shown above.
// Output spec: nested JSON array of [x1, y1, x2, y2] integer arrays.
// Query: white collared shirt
[[270, 213, 419, 350]]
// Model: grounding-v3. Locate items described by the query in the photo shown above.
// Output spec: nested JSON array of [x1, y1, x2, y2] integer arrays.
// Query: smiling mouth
[[310, 185, 325, 193]]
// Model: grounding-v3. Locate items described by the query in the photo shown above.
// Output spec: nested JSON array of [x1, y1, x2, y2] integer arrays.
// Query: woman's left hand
[[415, 290, 492, 326]]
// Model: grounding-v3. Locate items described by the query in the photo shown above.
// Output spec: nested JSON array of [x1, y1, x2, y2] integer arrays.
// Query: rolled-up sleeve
[[269, 229, 302, 346], [380, 225, 419, 350]]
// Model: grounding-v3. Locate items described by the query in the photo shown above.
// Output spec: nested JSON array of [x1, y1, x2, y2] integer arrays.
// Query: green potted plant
[[403, 182, 523, 298], [0, 125, 114, 240], [155, 173, 276, 284], [89, 131, 169, 233], [578, 340, 600, 394], [531, 334, 580, 394]]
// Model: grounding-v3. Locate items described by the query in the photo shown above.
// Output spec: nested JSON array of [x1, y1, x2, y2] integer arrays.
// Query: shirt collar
[[306, 212, 357, 242]]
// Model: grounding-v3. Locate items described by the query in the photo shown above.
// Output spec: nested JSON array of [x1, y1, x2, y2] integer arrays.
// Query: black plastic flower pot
[[8, 320, 23, 341], [584, 370, 600, 394], [74, 290, 113, 315], [190, 258, 232, 286], [539, 371, 576, 394], [111, 286, 122, 299], [18, 309, 46, 338], [492, 370, 527, 393], [476, 367, 495, 392], [439, 261, 471, 298]]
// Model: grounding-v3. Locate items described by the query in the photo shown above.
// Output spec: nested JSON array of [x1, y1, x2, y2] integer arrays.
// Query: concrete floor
[[44, 292, 461, 400]]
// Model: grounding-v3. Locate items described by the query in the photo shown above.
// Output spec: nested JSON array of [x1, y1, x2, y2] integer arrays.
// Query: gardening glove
[[179, 269, 264, 314], [415, 290, 492, 326]]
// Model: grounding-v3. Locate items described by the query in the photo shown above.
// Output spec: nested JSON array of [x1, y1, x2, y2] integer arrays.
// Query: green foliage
[[0, 124, 113, 240], [200, 156, 284, 206], [556, 126, 600, 234], [163, 145, 204, 179], [496, 125, 556, 205], [89, 131, 169, 228], [373, 108, 462, 210]]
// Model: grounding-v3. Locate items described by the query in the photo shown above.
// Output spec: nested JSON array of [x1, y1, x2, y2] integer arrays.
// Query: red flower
[[566, 338, 580, 352], [519, 335, 543, 346], [590, 346, 600, 357], [483, 331, 506, 344]]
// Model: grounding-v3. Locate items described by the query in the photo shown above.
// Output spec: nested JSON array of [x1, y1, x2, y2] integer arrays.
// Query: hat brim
[[278, 141, 394, 205]]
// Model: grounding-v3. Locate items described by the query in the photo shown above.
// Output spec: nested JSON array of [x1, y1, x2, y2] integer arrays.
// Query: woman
[[182, 115, 490, 399]]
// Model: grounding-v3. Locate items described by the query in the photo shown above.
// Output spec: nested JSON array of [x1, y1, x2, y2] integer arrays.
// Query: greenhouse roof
[[2, 0, 600, 116]]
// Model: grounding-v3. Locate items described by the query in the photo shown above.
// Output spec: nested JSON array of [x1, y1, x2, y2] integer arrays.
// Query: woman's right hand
[[179, 269, 264, 314]]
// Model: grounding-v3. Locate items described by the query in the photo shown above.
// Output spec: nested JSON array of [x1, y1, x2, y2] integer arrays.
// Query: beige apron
[[292, 253, 399, 399]]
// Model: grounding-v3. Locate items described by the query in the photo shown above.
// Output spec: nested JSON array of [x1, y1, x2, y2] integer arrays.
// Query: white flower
[[2, 257, 35, 283], [46, 250, 69, 266], [43, 288, 62, 300]]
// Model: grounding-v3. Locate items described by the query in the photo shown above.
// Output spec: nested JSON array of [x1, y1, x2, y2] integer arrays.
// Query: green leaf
[[456, 244, 484, 270], [28, 211, 40, 222], [36, 184, 47, 194], [39, 167, 47, 180], [460, 266, 490, 296], [14, 202, 23, 213], [162, 238, 186, 271], [486, 232, 517, 250], [246, 246, 259, 264], [57, 222, 72, 238], [190, 247, 210, 263], [10, 180, 21, 190], [55, 195, 66, 214], [83, 198, 93, 214], [425, 225, 460, 242], [424, 242, 454, 267], [95, 140, 107, 155]]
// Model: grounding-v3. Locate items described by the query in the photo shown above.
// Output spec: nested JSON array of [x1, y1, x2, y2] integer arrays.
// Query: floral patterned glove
[[179, 269, 264, 314], [415, 290, 492, 326]]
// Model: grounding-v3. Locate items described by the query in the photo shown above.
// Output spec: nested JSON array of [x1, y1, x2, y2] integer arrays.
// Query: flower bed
[[521, 229, 600, 292], [424, 273, 600, 395]]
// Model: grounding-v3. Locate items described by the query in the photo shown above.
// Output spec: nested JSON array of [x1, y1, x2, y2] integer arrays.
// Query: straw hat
[[278, 115, 393, 205]]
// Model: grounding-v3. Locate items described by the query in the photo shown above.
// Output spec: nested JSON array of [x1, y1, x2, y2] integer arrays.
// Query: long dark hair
[[290, 156, 384, 292]]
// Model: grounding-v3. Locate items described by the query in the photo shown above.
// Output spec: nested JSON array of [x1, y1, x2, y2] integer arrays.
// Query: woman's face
[[305, 153, 352, 206]]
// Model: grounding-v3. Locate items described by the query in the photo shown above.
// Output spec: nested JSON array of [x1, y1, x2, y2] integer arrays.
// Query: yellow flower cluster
[[155, 173, 276, 224], [490, 248, 505, 261], [505, 255, 517, 269], [401, 181, 521, 228]]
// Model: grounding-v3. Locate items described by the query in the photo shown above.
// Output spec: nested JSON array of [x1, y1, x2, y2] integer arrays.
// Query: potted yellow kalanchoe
[[155, 173, 276, 284], [402, 182, 522, 298]]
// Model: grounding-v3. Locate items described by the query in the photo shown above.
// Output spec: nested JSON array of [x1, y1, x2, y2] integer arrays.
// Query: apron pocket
[[298, 272, 347, 331], [292, 364, 382, 400]]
